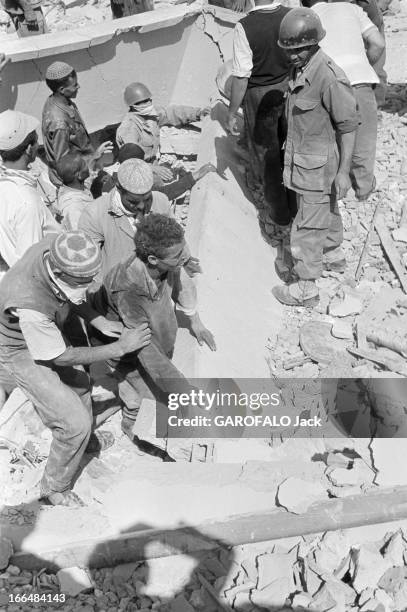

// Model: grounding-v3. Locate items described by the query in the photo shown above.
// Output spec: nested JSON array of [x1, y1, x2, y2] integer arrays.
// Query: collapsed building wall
[[0, 5, 235, 136]]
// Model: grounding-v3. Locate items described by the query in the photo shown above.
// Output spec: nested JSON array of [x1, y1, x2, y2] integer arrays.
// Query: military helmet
[[278, 8, 326, 50], [123, 82, 152, 107]]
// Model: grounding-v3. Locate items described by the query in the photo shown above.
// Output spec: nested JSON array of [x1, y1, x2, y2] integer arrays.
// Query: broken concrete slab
[[250, 577, 291, 609], [56, 567, 93, 597], [378, 566, 407, 610], [350, 543, 393, 593], [277, 477, 328, 514], [329, 294, 363, 317], [371, 439, 407, 486], [392, 226, 407, 242], [256, 552, 295, 591], [382, 530, 405, 567], [299, 321, 349, 365], [331, 319, 354, 340]]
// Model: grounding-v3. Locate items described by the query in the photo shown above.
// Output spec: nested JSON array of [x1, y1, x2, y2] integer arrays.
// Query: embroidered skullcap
[[45, 61, 74, 81], [49, 231, 101, 279], [0, 110, 38, 151], [117, 159, 154, 194]]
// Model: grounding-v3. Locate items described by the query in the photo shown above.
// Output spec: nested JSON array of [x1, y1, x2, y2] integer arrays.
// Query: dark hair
[[45, 69, 75, 93], [56, 151, 84, 185], [135, 213, 184, 263], [90, 170, 115, 199], [0, 130, 38, 162], [117, 143, 145, 164]]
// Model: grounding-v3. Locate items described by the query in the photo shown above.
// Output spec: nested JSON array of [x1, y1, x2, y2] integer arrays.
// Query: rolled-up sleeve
[[322, 81, 359, 134], [16, 309, 67, 361], [232, 23, 253, 78]]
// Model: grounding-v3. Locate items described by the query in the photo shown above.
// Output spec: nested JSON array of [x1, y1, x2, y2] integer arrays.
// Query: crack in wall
[[196, 8, 225, 62]]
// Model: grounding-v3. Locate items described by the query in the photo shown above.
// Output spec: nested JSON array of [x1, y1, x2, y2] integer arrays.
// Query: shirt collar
[[249, 2, 281, 11], [0, 164, 38, 188], [50, 94, 78, 118], [289, 48, 323, 90], [109, 188, 126, 216]]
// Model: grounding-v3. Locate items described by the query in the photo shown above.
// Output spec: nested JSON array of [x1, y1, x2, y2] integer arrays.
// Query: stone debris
[[0, 537, 13, 570], [331, 319, 354, 340], [329, 294, 364, 317], [56, 566, 94, 597], [392, 225, 407, 242], [277, 477, 327, 514], [1, 524, 407, 610]]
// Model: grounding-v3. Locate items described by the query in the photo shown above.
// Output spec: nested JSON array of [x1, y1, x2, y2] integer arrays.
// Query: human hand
[[94, 141, 114, 160], [226, 112, 240, 136], [184, 256, 202, 276], [189, 314, 217, 351], [192, 163, 217, 182], [334, 171, 351, 200], [232, 0, 247, 12], [153, 165, 174, 182], [117, 324, 151, 354]]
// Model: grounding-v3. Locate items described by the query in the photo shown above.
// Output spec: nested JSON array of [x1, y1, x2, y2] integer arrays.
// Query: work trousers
[[291, 193, 343, 281], [350, 84, 378, 200], [0, 346, 92, 497], [243, 80, 295, 226]]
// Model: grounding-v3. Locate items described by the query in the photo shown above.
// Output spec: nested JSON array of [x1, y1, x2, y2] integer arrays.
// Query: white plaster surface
[[173, 103, 284, 378]]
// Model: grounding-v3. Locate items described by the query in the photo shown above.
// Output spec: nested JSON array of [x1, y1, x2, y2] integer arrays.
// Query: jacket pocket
[[292, 152, 327, 191], [294, 97, 320, 112]]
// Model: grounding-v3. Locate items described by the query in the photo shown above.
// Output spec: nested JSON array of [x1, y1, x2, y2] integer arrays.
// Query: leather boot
[[272, 279, 319, 307]]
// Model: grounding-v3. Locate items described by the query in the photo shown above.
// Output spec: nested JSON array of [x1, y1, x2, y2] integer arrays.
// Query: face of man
[[27, 132, 39, 164], [149, 240, 190, 274], [52, 270, 95, 305], [285, 45, 317, 69], [61, 74, 79, 99], [131, 97, 154, 113], [118, 185, 153, 220]]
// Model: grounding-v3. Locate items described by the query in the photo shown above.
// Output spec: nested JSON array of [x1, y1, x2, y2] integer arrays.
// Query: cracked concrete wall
[[0, 6, 236, 135], [171, 8, 235, 107]]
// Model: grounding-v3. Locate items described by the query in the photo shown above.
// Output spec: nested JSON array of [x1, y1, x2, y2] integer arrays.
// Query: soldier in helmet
[[116, 82, 210, 184], [272, 8, 359, 307]]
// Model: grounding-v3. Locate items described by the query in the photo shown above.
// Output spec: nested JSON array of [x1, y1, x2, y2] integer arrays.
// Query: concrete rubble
[[1, 525, 407, 610]]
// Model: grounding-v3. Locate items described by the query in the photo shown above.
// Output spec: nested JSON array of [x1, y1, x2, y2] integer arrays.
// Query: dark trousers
[[243, 79, 296, 226]]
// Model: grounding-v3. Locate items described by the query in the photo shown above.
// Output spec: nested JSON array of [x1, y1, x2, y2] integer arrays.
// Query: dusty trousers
[[0, 346, 92, 497], [243, 80, 295, 226], [350, 84, 378, 200], [291, 193, 343, 280]]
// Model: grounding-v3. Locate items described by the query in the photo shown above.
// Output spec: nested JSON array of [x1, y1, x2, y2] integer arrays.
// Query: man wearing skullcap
[[116, 81, 210, 184], [79, 158, 199, 281], [42, 61, 113, 187], [0, 230, 151, 506], [1, 0, 47, 36]]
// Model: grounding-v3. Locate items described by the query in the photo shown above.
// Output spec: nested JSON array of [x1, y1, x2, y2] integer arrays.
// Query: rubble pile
[[3, 525, 407, 610]]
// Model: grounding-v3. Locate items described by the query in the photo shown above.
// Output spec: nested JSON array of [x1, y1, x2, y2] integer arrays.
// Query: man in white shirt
[[303, 0, 385, 200], [0, 110, 60, 278]]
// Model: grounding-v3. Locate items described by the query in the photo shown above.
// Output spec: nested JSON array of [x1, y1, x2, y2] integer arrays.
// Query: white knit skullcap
[[117, 159, 154, 194]]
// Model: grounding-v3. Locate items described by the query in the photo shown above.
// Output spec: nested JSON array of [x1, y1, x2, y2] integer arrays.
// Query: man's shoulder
[[151, 191, 171, 214], [42, 97, 69, 131], [80, 193, 111, 222], [317, 50, 351, 85]]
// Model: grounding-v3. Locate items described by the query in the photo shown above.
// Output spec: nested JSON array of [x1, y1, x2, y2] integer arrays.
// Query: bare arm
[[227, 76, 248, 135], [335, 131, 356, 199], [363, 27, 385, 65], [50, 325, 151, 367]]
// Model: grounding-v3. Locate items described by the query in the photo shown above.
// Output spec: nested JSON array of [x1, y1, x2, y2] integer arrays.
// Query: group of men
[[226, 0, 385, 306], [0, 0, 387, 505], [0, 60, 217, 506]]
